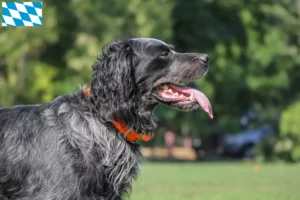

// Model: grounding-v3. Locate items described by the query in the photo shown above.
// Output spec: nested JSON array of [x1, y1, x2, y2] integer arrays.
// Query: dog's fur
[[0, 38, 209, 200]]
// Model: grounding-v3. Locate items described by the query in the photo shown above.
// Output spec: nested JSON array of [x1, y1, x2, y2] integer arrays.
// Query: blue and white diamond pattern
[[2, 2, 42, 26]]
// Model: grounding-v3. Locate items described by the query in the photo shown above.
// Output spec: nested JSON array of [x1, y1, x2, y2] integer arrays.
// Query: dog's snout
[[199, 54, 209, 64]]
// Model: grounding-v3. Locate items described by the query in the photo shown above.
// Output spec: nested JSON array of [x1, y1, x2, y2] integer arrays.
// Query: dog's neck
[[82, 87, 156, 143]]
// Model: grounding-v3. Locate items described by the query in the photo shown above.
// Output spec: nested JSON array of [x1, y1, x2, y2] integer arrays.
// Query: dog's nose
[[199, 54, 209, 64]]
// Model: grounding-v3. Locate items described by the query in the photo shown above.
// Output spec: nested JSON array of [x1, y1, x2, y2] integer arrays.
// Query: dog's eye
[[160, 51, 170, 57]]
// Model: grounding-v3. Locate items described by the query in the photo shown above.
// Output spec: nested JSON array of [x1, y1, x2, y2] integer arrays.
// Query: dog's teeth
[[167, 89, 172, 93], [162, 84, 169, 90], [179, 94, 184, 97], [190, 93, 194, 100], [174, 92, 178, 96]]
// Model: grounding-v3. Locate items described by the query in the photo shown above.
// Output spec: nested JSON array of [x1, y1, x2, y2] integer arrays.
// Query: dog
[[0, 38, 213, 200]]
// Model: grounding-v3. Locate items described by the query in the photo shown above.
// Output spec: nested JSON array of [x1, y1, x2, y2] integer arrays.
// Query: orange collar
[[83, 88, 154, 143], [112, 118, 154, 143]]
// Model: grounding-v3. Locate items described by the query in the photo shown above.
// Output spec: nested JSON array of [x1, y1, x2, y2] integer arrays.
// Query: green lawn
[[131, 162, 300, 200]]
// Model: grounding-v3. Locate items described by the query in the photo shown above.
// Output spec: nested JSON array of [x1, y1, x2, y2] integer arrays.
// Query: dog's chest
[[70, 142, 141, 199], [53, 106, 142, 198], [63, 126, 142, 198]]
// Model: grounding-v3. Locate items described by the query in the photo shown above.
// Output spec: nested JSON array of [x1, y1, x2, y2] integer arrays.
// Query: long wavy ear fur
[[90, 40, 137, 124]]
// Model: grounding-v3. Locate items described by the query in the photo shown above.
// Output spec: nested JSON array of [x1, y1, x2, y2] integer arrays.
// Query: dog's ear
[[90, 40, 137, 121]]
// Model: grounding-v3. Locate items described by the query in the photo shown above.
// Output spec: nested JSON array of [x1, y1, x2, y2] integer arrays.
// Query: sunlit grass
[[131, 162, 300, 200]]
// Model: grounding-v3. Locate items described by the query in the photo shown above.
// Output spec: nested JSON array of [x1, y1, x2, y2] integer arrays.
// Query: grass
[[131, 162, 300, 200]]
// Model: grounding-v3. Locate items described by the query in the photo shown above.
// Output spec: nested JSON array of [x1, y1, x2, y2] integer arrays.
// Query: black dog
[[0, 38, 213, 200]]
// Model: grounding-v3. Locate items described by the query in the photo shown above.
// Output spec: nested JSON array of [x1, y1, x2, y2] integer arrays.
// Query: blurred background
[[0, 0, 300, 199]]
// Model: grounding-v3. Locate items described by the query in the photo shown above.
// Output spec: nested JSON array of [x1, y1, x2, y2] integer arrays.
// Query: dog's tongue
[[169, 85, 213, 119]]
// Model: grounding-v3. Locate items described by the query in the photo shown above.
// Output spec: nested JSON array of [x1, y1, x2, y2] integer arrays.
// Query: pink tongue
[[169, 85, 213, 119]]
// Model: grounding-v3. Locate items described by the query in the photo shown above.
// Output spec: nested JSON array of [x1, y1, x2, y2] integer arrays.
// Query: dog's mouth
[[152, 83, 213, 119]]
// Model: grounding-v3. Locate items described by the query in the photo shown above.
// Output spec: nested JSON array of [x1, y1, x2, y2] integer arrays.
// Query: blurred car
[[217, 125, 273, 158]]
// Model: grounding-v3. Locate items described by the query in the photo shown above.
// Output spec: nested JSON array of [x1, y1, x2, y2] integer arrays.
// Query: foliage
[[275, 101, 300, 162], [254, 136, 278, 162], [169, 0, 300, 140], [280, 101, 300, 139], [1, 0, 300, 161], [0, 0, 174, 106], [256, 101, 300, 162]]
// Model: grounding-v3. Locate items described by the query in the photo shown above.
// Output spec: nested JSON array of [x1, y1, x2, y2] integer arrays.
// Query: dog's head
[[90, 38, 213, 131]]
